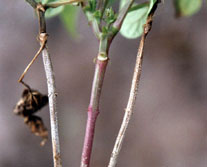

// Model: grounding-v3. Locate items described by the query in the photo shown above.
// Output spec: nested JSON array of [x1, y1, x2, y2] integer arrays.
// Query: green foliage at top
[[174, 0, 202, 17], [84, 0, 97, 13], [120, 0, 157, 39], [45, 6, 65, 18], [101, 7, 117, 35], [104, 7, 117, 26], [43, 0, 65, 18], [36, 0, 205, 40], [38, 0, 79, 37]]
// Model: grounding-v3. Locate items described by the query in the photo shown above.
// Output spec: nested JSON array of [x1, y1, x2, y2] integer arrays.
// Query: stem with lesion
[[22, 1, 62, 167], [108, 26, 147, 167], [108, 2, 160, 167], [37, 6, 62, 167]]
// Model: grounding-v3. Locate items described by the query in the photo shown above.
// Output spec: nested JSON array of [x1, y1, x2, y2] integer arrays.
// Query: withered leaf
[[24, 115, 48, 146], [14, 89, 48, 116], [14, 88, 49, 146]]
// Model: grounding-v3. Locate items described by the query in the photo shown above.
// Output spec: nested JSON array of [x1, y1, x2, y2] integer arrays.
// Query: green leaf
[[120, 0, 156, 39], [174, 0, 202, 17], [42, 0, 65, 18], [93, 10, 102, 22], [42, 0, 49, 4], [45, 6, 65, 18], [60, 5, 79, 38]]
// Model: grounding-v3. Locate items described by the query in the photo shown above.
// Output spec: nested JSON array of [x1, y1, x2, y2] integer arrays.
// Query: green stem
[[85, 11, 101, 39], [112, 0, 135, 30], [100, 0, 109, 19], [99, 35, 108, 54]]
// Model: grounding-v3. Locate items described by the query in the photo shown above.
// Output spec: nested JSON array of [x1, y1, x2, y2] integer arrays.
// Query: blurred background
[[1, 0, 207, 167]]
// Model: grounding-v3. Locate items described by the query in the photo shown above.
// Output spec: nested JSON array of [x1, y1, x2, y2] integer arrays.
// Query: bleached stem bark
[[42, 48, 62, 167], [108, 13, 156, 167]]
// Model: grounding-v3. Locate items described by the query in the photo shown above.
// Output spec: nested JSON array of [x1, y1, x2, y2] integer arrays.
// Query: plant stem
[[84, 11, 101, 39], [108, 5, 159, 166], [23, 1, 62, 166], [99, 0, 108, 20], [37, 6, 62, 167], [112, 0, 135, 31], [108, 33, 146, 167], [80, 0, 137, 165], [80, 38, 109, 167], [42, 47, 62, 167]]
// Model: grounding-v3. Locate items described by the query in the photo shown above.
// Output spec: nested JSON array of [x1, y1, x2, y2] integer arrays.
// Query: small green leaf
[[174, 0, 202, 17], [102, 26, 109, 34], [104, 7, 117, 26], [120, 0, 156, 39], [60, 5, 79, 38], [45, 6, 64, 18], [93, 10, 102, 22]]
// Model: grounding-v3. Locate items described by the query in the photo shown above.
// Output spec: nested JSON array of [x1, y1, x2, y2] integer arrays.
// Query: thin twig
[[107, 0, 135, 41], [112, 0, 135, 31], [108, 2, 159, 166], [21, 1, 62, 166], [18, 36, 47, 83], [84, 11, 101, 39], [37, 5, 62, 167], [98, 0, 108, 20]]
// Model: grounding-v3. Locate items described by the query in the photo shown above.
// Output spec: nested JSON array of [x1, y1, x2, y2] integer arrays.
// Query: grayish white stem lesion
[[108, 3, 159, 165], [108, 34, 145, 167], [22, 1, 63, 167], [42, 47, 62, 167]]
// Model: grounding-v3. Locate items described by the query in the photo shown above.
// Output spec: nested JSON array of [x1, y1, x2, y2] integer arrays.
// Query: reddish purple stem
[[81, 58, 108, 167], [81, 110, 99, 166]]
